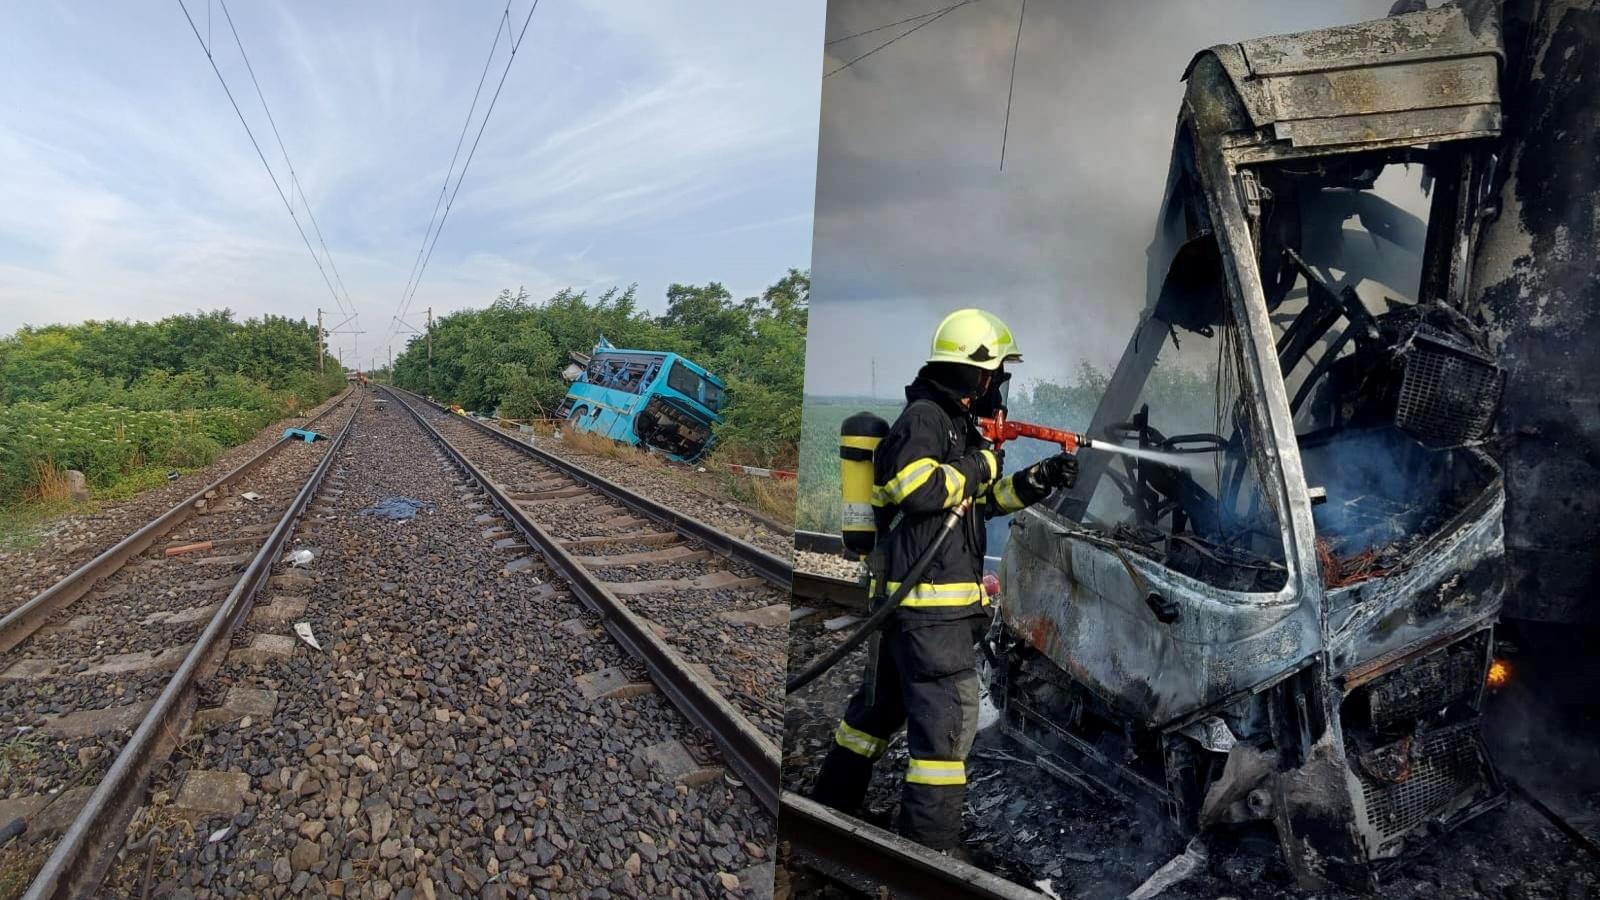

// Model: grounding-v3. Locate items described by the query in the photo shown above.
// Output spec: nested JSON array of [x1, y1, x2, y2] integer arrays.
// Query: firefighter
[[811, 308, 1080, 853]]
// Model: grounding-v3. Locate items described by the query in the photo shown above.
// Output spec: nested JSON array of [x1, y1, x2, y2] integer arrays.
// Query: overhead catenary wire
[[176, 0, 348, 322], [390, 2, 512, 342], [823, 0, 978, 78], [824, 2, 969, 46], [998, 0, 1026, 171], [385, 0, 542, 361], [215, 0, 356, 325]]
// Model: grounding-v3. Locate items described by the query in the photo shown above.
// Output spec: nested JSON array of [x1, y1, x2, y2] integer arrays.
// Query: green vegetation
[[391, 270, 808, 468], [0, 311, 344, 509], [796, 362, 1111, 533]]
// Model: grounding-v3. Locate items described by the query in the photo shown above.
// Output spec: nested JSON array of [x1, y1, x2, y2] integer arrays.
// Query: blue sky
[[0, 2, 823, 370]]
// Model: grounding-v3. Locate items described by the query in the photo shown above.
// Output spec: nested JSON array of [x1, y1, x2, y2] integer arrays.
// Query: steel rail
[[388, 387, 792, 590], [21, 396, 362, 900], [792, 530, 869, 610], [780, 792, 1050, 900], [0, 389, 353, 655], [384, 387, 781, 816]]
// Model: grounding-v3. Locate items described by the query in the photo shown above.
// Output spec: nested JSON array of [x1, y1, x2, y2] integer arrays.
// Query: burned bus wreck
[[989, 6, 1511, 891]]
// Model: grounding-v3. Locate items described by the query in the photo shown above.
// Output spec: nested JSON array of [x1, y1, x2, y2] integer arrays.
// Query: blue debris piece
[[281, 428, 325, 443], [358, 497, 435, 520]]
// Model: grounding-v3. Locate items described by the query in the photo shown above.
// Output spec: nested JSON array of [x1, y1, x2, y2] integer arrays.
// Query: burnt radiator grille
[[1357, 722, 1486, 854], [1367, 629, 1489, 732], [1394, 326, 1502, 449]]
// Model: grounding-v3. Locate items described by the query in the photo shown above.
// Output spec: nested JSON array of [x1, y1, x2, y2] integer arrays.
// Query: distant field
[[796, 397, 903, 533]]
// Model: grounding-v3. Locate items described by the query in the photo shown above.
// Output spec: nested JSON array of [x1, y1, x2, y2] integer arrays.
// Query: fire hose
[[785, 498, 973, 694]]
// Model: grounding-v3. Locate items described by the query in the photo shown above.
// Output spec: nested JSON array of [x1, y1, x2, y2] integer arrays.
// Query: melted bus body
[[556, 340, 725, 461]]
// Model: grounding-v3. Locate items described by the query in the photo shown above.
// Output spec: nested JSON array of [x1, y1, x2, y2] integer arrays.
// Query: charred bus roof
[[1180, 3, 1503, 158]]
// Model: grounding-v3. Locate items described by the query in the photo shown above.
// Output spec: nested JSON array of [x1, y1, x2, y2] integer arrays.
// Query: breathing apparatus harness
[[785, 369, 1010, 695]]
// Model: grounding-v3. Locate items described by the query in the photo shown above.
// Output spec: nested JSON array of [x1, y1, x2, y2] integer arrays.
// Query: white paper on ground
[[293, 622, 323, 651]]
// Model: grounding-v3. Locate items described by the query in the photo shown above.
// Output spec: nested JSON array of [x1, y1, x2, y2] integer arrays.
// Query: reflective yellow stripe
[[881, 458, 938, 504], [906, 757, 966, 786], [979, 449, 999, 482], [994, 474, 1024, 513], [835, 721, 888, 759], [939, 463, 966, 506], [886, 581, 983, 608], [840, 435, 881, 450]]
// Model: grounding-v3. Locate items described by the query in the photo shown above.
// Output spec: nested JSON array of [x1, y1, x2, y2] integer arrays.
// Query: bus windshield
[[666, 361, 722, 411]]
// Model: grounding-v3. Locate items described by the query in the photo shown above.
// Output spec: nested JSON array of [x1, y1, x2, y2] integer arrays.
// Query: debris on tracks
[[291, 622, 321, 651], [163, 540, 213, 557], [356, 496, 435, 520], [1127, 836, 1207, 900]]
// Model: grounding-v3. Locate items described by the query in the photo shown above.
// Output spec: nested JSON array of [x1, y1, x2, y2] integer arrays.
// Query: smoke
[[806, 0, 1400, 397]]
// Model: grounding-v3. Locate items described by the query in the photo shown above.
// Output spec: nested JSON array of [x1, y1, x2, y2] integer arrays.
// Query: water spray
[[978, 412, 1207, 470]]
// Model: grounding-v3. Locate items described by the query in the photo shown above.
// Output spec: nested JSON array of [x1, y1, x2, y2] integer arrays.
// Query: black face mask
[[974, 370, 1011, 418]]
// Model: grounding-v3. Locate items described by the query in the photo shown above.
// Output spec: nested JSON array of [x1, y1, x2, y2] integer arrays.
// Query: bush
[[161, 430, 223, 468]]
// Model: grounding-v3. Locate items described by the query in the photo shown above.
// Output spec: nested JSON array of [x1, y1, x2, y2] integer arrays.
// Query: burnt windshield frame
[[1049, 126, 1291, 593], [1245, 144, 1501, 569]]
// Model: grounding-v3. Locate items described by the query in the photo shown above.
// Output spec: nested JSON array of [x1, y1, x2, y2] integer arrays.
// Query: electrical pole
[[388, 345, 393, 385], [871, 359, 877, 400], [317, 308, 325, 376], [426, 307, 433, 394]]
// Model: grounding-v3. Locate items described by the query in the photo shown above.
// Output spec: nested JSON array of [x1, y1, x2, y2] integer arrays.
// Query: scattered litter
[[293, 622, 322, 651], [822, 614, 862, 631], [240, 491, 263, 503], [1128, 836, 1208, 900], [1035, 880, 1063, 900], [281, 427, 324, 443], [208, 826, 232, 844], [166, 471, 180, 482], [285, 549, 315, 567], [358, 497, 435, 520]]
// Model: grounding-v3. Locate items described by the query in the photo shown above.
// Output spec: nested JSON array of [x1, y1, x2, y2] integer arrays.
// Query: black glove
[[1023, 452, 1078, 491]]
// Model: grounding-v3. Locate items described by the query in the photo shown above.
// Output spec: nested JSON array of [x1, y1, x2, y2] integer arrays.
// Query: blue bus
[[556, 337, 726, 461]]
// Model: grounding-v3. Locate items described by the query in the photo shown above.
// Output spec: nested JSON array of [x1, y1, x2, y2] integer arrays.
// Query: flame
[[1487, 659, 1510, 688]]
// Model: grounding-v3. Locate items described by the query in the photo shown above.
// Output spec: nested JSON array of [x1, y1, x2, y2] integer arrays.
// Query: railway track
[[0, 392, 360, 899], [387, 386, 785, 806], [28, 389, 777, 897]]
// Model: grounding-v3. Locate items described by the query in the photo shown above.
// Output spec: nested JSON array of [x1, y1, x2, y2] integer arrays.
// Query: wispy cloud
[[0, 1, 822, 370]]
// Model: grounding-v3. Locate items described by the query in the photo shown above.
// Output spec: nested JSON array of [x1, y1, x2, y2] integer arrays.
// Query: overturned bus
[[990, 5, 1510, 890]]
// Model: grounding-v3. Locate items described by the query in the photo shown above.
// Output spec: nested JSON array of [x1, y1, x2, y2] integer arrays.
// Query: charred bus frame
[[990, 5, 1510, 890]]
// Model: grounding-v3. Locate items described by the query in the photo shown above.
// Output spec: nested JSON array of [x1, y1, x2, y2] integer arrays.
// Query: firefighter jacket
[[872, 377, 1051, 621]]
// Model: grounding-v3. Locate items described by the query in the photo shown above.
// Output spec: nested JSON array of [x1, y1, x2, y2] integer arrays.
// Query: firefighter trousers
[[810, 615, 981, 850]]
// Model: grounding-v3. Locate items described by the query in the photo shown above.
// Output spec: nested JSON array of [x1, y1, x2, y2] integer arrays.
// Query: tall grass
[[558, 427, 664, 467], [25, 458, 69, 504]]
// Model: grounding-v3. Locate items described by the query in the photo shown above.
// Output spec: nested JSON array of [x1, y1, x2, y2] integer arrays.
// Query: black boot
[[811, 745, 877, 814], [897, 781, 966, 850]]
